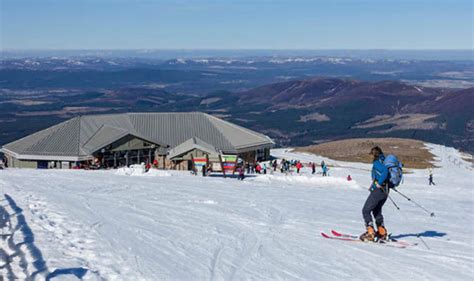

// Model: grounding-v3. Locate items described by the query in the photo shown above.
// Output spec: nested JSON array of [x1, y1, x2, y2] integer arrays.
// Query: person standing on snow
[[263, 163, 267, 174], [296, 161, 302, 173], [311, 162, 316, 174], [360, 146, 389, 242], [284, 161, 290, 173], [428, 168, 435, 186], [237, 166, 245, 180], [322, 164, 328, 176]]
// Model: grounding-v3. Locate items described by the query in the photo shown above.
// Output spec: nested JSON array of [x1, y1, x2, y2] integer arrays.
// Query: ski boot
[[377, 226, 388, 241], [359, 226, 376, 242]]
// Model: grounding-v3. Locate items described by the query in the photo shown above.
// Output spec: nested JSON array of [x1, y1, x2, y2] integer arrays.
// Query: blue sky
[[1, 0, 472, 50]]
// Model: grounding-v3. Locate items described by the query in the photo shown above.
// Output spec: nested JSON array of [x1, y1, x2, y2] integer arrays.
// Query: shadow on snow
[[46, 267, 89, 280], [1, 194, 89, 280], [391, 230, 447, 239]]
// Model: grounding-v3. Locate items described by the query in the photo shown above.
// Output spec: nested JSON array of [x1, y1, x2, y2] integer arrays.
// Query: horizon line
[[3, 48, 473, 51]]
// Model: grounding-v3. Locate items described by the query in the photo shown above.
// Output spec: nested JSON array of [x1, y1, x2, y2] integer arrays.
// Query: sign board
[[211, 162, 222, 172], [221, 155, 238, 174], [193, 157, 207, 167], [222, 155, 237, 162]]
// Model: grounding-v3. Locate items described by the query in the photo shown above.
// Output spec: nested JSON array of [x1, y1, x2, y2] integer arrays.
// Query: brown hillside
[[295, 138, 435, 169]]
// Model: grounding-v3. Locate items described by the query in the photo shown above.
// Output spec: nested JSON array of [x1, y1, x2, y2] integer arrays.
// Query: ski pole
[[417, 233, 431, 250], [376, 183, 401, 211], [393, 189, 435, 217], [387, 194, 400, 210]]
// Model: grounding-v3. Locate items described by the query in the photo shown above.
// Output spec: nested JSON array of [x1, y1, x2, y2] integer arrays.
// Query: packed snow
[[0, 144, 473, 280], [115, 164, 172, 177]]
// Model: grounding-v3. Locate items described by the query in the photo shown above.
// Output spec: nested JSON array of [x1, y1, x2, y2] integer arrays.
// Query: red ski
[[331, 229, 414, 247], [321, 232, 358, 241], [321, 230, 416, 249], [331, 230, 358, 239]]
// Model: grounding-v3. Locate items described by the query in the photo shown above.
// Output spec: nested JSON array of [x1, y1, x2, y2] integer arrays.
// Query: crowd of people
[[233, 158, 334, 181]]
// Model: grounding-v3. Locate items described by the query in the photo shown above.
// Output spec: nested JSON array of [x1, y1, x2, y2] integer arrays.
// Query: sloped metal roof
[[82, 125, 129, 154], [3, 117, 83, 157], [206, 114, 274, 149], [2, 112, 273, 160], [168, 137, 220, 159]]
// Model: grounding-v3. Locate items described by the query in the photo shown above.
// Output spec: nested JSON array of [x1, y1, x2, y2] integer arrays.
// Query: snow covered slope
[[0, 143, 472, 280]]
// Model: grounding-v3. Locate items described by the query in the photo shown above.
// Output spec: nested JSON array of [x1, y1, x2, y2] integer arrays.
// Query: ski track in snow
[[0, 143, 473, 280]]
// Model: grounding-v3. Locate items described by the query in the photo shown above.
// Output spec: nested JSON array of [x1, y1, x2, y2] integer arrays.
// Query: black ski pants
[[362, 187, 388, 227]]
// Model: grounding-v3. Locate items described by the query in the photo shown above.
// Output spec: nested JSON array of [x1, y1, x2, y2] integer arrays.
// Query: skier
[[272, 160, 277, 172], [281, 160, 285, 172], [311, 162, 316, 174], [322, 164, 328, 176], [428, 168, 435, 186], [296, 161, 302, 173], [263, 163, 267, 174], [347, 175, 352, 181], [360, 146, 389, 242], [237, 166, 245, 180]]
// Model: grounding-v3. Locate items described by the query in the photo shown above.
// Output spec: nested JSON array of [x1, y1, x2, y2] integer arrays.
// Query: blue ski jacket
[[371, 154, 388, 190]]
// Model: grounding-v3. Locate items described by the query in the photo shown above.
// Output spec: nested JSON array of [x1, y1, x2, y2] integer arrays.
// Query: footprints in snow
[[0, 193, 96, 280], [0, 194, 49, 280]]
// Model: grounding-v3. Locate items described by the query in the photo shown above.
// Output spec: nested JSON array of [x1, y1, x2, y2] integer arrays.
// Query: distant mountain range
[[0, 56, 472, 153], [2, 55, 473, 90], [3, 49, 473, 60], [198, 78, 473, 152]]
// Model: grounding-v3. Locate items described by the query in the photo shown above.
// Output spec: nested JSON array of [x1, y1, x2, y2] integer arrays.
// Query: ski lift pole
[[393, 188, 435, 217]]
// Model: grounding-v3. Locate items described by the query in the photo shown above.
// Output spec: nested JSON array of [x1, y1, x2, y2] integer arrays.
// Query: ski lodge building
[[1, 112, 274, 170]]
